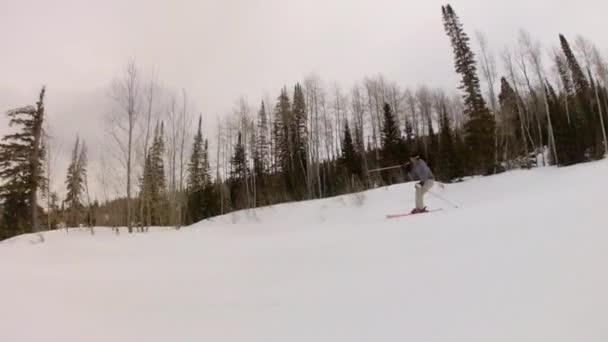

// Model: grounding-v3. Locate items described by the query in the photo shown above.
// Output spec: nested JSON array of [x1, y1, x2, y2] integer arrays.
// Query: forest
[[1, 4, 607, 240]]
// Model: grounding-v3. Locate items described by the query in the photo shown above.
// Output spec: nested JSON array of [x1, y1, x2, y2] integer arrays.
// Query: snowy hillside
[[1, 160, 608, 342]]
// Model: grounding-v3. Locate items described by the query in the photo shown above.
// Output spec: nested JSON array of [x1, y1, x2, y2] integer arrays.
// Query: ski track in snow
[[1, 160, 608, 341]]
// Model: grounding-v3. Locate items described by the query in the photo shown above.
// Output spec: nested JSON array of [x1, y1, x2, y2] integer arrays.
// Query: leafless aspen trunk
[[109, 61, 141, 233], [502, 48, 531, 160], [520, 31, 558, 165], [516, 36, 545, 165]]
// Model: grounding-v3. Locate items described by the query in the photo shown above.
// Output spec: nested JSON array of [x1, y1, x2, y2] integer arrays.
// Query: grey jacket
[[409, 159, 435, 183]]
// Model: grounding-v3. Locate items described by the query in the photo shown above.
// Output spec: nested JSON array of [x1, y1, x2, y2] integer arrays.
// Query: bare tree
[[416, 86, 433, 159], [475, 31, 499, 112], [517, 32, 545, 165], [350, 84, 369, 180], [165, 92, 190, 228], [520, 30, 558, 164], [304, 75, 325, 198], [502, 47, 532, 159], [108, 61, 141, 233], [42, 123, 61, 231]]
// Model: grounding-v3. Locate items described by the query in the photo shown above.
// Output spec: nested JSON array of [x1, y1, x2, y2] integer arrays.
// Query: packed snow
[[1, 160, 608, 342]]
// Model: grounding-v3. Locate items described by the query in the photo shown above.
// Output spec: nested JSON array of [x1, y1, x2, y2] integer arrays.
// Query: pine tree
[[436, 104, 463, 181], [202, 139, 210, 184], [257, 101, 270, 175], [187, 116, 205, 192], [65, 137, 88, 226], [273, 88, 291, 173], [380, 103, 406, 167], [186, 116, 206, 223], [230, 132, 248, 180], [229, 132, 249, 209], [340, 120, 361, 177], [291, 83, 308, 199], [253, 102, 269, 180], [0, 87, 46, 238], [560, 35, 589, 96], [273, 87, 297, 198], [442, 4, 496, 174], [427, 115, 438, 170], [559, 34, 597, 157], [141, 122, 167, 225]]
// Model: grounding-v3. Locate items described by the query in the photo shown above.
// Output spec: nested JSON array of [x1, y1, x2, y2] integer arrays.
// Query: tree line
[[1, 4, 607, 239]]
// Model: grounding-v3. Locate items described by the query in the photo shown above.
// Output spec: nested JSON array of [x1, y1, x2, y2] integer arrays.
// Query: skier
[[406, 155, 435, 214]]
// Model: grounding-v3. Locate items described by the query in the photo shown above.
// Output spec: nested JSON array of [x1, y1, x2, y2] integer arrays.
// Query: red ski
[[386, 208, 443, 219]]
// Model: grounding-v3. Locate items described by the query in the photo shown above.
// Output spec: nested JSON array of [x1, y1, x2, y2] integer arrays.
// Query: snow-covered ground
[[2, 160, 608, 342]]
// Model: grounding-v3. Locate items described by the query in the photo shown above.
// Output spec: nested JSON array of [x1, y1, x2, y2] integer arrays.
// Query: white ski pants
[[415, 179, 434, 210]]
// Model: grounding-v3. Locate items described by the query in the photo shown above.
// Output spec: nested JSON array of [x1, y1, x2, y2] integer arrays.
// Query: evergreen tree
[[64, 137, 88, 226], [273, 88, 291, 173], [252, 104, 266, 182], [187, 116, 205, 192], [229, 132, 248, 209], [380, 103, 406, 167], [202, 139, 211, 184], [257, 101, 270, 176], [186, 116, 207, 223], [559, 34, 598, 157], [547, 81, 584, 165], [273, 87, 298, 198], [436, 105, 463, 181], [154, 123, 167, 194], [340, 120, 361, 177], [427, 115, 438, 170], [291, 83, 308, 199], [141, 122, 167, 225], [354, 124, 365, 155], [442, 4, 496, 174], [0, 87, 46, 238], [559, 34, 589, 97]]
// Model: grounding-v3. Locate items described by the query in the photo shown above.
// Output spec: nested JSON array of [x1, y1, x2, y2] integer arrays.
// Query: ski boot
[[410, 207, 428, 214]]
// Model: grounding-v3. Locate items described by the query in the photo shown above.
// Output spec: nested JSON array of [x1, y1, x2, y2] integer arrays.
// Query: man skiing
[[406, 155, 435, 214]]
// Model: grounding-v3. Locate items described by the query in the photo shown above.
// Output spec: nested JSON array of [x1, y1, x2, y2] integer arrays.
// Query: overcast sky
[[1, 0, 606, 198]]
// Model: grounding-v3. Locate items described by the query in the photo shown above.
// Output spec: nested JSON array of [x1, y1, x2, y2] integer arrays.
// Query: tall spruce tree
[[291, 83, 308, 199], [141, 122, 167, 225], [442, 4, 496, 174], [546, 80, 582, 165], [436, 105, 462, 181], [559, 34, 598, 157], [65, 137, 88, 226], [187, 116, 205, 192], [340, 120, 361, 178], [256, 101, 270, 177], [380, 103, 406, 167], [202, 139, 210, 184], [273, 87, 296, 197], [186, 116, 209, 223], [0, 87, 46, 238], [229, 132, 248, 209]]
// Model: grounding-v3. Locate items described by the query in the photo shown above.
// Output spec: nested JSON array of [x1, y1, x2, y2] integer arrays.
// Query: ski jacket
[[409, 159, 435, 183]]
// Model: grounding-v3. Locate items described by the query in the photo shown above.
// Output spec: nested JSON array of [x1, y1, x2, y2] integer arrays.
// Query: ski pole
[[367, 164, 405, 173], [428, 190, 460, 209]]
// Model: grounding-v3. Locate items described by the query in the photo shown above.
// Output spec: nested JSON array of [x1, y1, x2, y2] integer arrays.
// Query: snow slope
[[1, 160, 608, 342]]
